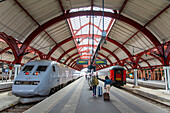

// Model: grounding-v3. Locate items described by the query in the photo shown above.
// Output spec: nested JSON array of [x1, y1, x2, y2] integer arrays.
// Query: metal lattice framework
[[0, 0, 169, 71]]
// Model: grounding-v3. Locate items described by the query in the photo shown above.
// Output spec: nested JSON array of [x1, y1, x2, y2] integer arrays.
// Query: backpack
[[94, 77, 99, 85]]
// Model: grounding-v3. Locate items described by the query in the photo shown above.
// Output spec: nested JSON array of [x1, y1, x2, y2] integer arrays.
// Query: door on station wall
[[155, 70, 158, 80], [145, 70, 147, 78], [158, 69, 162, 80], [148, 70, 150, 80], [139, 71, 141, 79], [162, 70, 165, 81]]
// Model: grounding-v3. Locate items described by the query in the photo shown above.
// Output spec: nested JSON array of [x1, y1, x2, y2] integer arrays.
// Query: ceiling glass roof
[[69, 7, 115, 60]]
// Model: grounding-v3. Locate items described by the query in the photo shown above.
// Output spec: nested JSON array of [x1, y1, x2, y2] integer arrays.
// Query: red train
[[110, 66, 126, 87], [98, 65, 126, 87]]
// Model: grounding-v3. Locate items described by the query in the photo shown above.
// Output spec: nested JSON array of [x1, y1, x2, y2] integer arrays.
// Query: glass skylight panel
[[81, 16, 89, 26], [90, 26, 99, 35], [80, 25, 89, 34], [69, 6, 114, 60], [70, 6, 114, 13]]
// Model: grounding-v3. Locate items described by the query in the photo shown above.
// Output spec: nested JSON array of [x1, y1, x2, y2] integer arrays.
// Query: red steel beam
[[58, 47, 77, 62], [0, 32, 20, 63], [101, 47, 121, 65], [75, 22, 102, 35], [106, 0, 128, 57], [21, 11, 163, 66], [0, 47, 10, 54], [112, 4, 169, 56], [28, 56, 38, 62], [98, 53, 113, 65], [14, 0, 70, 62], [21, 11, 162, 62], [107, 37, 134, 63], [74, 34, 101, 38], [46, 36, 72, 59], [63, 52, 79, 64], [165, 42, 170, 57], [140, 58, 151, 69], [69, 52, 113, 67], [64, 47, 118, 66], [58, 0, 65, 13], [119, 0, 129, 14]]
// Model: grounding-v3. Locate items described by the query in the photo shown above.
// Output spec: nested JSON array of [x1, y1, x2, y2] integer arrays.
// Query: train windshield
[[36, 65, 48, 71], [22, 65, 34, 71], [116, 70, 122, 74]]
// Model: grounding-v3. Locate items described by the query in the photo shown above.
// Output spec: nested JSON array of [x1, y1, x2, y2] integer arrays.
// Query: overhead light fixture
[[104, 39, 107, 44], [132, 46, 134, 55], [77, 38, 80, 44]]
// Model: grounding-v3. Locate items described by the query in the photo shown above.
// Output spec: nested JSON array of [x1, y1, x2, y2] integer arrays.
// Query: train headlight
[[25, 72, 29, 75], [14, 81, 22, 85], [32, 81, 40, 85], [33, 72, 40, 75]]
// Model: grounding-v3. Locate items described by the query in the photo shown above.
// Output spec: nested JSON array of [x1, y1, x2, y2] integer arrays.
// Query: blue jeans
[[93, 85, 97, 95]]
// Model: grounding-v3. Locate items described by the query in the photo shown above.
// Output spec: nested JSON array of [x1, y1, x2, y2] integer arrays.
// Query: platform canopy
[[0, 0, 169, 71]]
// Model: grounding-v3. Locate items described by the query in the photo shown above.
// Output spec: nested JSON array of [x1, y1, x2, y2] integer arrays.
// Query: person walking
[[104, 76, 112, 94], [91, 74, 99, 96]]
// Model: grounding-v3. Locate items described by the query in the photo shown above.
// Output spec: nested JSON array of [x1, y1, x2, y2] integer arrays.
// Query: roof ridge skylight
[[70, 6, 114, 13]]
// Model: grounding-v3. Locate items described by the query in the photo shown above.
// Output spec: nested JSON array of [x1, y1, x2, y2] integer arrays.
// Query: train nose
[[12, 86, 38, 97], [12, 89, 37, 97]]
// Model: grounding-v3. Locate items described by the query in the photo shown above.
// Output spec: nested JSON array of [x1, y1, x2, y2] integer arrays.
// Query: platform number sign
[[77, 59, 88, 65], [95, 59, 107, 65]]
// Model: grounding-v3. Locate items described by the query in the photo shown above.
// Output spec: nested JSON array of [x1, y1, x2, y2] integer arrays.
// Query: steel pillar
[[163, 66, 170, 94], [133, 69, 140, 88], [14, 64, 21, 80], [9, 70, 12, 81]]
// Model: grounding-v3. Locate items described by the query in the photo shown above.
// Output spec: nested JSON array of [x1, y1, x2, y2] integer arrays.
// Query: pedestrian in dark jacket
[[91, 75, 99, 96]]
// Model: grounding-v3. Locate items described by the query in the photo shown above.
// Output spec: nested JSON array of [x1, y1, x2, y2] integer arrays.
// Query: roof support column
[[133, 69, 140, 88], [14, 64, 21, 80], [163, 66, 170, 94]]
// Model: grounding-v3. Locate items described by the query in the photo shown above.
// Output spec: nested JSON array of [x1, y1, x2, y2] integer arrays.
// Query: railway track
[[0, 77, 81, 113], [0, 88, 12, 93], [120, 87, 170, 111], [0, 103, 36, 113], [98, 78, 170, 111]]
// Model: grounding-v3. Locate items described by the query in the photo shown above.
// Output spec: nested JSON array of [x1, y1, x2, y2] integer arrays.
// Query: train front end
[[110, 65, 126, 86], [12, 61, 51, 97]]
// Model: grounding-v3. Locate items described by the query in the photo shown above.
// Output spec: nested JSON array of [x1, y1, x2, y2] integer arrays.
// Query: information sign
[[95, 59, 107, 65], [77, 59, 88, 65]]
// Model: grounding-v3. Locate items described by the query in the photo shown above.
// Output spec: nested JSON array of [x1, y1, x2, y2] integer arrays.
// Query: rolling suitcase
[[98, 86, 103, 96], [103, 92, 110, 101]]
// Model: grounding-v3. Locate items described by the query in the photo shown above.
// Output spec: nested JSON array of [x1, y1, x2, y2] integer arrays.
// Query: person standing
[[91, 74, 99, 96], [104, 76, 112, 94], [96, 72, 99, 79]]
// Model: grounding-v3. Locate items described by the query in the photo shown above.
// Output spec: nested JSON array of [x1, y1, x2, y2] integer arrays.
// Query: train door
[[52, 65, 58, 82], [115, 69, 123, 81]]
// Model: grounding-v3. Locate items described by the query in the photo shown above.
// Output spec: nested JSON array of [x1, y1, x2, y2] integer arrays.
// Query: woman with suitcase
[[104, 76, 112, 101], [104, 76, 112, 93]]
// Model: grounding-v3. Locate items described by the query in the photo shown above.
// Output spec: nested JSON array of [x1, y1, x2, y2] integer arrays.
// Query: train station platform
[[0, 80, 13, 90], [24, 77, 169, 113], [126, 78, 165, 89]]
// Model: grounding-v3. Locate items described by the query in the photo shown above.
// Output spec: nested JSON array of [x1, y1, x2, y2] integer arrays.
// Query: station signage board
[[95, 59, 107, 65], [77, 59, 88, 65]]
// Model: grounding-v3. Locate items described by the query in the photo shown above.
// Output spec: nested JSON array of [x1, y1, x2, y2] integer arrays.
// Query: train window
[[36, 66, 48, 71], [22, 65, 34, 71], [52, 66, 55, 72], [116, 70, 122, 74]]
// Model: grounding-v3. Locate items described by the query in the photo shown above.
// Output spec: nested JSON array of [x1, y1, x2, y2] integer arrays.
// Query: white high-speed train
[[12, 60, 80, 97]]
